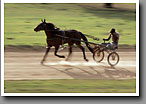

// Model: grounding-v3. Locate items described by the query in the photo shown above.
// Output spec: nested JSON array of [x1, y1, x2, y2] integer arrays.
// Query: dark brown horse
[[34, 19, 93, 64]]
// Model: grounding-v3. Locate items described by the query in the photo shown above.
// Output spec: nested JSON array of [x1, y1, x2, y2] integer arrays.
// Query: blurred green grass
[[4, 3, 136, 46], [4, 79, 136, 93]]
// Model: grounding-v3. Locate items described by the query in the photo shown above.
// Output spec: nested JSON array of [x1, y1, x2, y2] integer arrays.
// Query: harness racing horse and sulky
[[34, 19, 93, 64]]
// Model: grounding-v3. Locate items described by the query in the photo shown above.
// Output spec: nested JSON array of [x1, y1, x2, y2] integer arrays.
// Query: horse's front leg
[[54, 45, 65, 58], [41, 46, 50, 64]]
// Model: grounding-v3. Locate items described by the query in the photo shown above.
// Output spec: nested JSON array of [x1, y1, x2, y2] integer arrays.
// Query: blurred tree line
[[105, 3, 113, 8], [41, 3, 114, 8]]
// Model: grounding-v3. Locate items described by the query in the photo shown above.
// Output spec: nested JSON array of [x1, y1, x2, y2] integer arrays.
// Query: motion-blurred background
[[4, 3, 136, 47]]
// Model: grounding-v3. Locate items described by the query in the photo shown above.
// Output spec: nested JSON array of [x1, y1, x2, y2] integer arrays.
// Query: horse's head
[[34, 19, 56, 32], [34, 19, 47, 32]]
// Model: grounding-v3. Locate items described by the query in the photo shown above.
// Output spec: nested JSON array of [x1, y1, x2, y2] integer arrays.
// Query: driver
[[103, 28, 119, 50]]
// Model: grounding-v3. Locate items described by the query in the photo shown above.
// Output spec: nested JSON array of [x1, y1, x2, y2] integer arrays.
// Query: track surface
[[4, 48, 136, 80]]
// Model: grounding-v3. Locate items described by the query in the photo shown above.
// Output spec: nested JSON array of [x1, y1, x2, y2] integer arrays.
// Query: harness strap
[[46, 38, 59, 41]]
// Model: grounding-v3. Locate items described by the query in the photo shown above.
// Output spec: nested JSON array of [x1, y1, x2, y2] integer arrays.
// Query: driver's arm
[[103, 33, 111, 41]]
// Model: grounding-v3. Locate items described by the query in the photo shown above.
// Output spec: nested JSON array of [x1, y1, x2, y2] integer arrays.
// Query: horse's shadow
[[42, 63, 136, 79], [103, 66, 136, 79]]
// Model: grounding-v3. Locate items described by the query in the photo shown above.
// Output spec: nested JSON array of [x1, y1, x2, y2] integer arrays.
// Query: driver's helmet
[[110, 28, 115, 33]]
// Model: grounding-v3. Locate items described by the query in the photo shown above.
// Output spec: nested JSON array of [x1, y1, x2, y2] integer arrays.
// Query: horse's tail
[[79, 32, 93, 53]]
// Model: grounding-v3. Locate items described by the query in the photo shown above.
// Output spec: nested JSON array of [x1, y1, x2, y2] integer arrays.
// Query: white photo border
[[1, 0, 139, 96]]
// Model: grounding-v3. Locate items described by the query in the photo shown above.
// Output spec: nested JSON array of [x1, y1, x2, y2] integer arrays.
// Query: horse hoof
[[65, 58, 69, 61], [85, 59, 89, 62], [60, 56, 65, 58]]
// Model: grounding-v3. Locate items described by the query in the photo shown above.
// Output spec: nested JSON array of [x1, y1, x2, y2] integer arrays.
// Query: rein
[[56, 34, 99, 45], [85, 34, 100, 41]]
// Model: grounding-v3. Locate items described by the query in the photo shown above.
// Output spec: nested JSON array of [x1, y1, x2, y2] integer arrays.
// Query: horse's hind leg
[[54, 46, 65, 58], [41, 46, 50, 64], [76, 44, 88, 62], [66, 44, 73, 61]]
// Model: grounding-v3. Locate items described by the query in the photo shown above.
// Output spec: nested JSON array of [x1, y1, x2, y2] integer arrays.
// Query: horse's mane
[[46, 23, 56, 30]]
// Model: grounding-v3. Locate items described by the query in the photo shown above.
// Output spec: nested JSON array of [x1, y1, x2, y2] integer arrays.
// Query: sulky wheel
[[107, 52, 119, 66], [93, 48, 104, 62]]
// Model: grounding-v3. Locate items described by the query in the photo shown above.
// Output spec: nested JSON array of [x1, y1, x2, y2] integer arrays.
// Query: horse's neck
[[44, 30, 53, 39]]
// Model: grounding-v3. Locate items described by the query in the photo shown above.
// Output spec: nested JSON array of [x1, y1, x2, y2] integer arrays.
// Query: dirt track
[[4, 47, 136, 80]]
